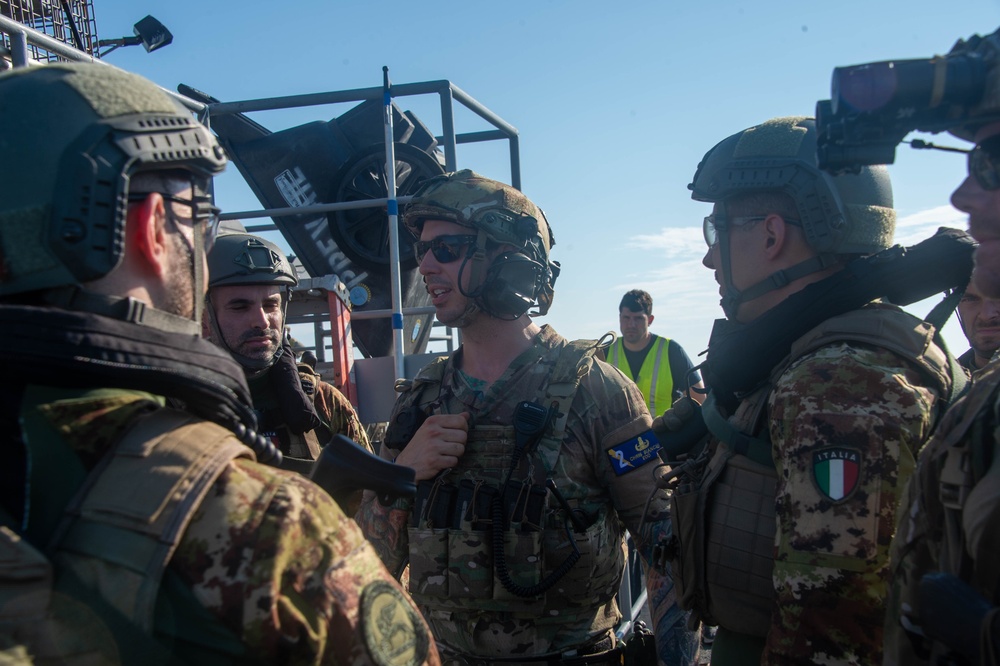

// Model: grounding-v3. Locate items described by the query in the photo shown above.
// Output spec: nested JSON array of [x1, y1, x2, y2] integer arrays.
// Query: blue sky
[[94, 0, 1000, 359]]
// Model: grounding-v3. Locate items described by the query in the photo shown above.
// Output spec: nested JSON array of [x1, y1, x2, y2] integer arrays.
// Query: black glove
[[918, 571, 993, 664]]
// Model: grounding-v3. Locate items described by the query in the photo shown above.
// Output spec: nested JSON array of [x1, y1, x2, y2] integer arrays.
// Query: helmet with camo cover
[[0, 62, 226, 299], [690, 116, 895, 318], [403, 170, 559, 318]]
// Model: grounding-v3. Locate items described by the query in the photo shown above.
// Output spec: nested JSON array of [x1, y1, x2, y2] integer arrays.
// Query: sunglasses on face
[[128, 191, 222, 250], [414, 234, 478, 264], [968, 135, 1000, 190]]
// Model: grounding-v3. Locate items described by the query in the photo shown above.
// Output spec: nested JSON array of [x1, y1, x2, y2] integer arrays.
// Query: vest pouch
[[704, 451, 777, 637], [544, 508, 623, 605], [447, 528, 494, 599], [406, 526, 449, 598], [668, 477, 707, 617], [491, 529, 543, 603]]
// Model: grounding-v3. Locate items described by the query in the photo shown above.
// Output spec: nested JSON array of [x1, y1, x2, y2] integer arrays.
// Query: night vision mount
[[816, 26, 1000, 174]]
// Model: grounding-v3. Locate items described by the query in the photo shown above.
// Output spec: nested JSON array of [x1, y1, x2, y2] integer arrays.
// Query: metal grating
[[1, 0, 98, 61]]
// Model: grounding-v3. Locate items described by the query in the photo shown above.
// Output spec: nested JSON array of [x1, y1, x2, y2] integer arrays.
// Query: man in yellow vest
[[605, 289, 708, 657], [606, 289, 705, 417]]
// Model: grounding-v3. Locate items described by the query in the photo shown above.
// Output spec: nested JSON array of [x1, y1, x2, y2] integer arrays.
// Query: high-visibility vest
[[607, 335, 674, 416]]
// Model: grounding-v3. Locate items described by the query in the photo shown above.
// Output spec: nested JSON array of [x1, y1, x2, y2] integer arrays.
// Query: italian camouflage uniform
[[356, 325, 675, 661], [672, 305, 945, 665], [16, 384, 438, 666], [885, 359, 1000, 665]]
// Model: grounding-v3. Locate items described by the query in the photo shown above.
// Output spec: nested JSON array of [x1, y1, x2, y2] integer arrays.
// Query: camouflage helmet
[[403, 170, 559, 317], [0, 62, 227, 298], [403, 169, 555, 267], [208, 232, 297, 288], [690, 116, 895, 255]]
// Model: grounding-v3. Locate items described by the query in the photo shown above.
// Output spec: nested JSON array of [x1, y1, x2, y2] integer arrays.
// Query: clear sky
[[94, 0, 1000, 360]]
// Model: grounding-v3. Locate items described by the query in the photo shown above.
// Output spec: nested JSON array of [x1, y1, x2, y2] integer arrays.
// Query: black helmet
[[0, 63, 226, 298]]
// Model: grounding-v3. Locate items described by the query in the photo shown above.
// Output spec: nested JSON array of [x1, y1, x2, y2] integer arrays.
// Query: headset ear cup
[[479, 252, 545, 319]]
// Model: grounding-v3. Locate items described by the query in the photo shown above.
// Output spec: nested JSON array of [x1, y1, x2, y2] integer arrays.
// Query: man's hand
[[395, 413, 470, 481]]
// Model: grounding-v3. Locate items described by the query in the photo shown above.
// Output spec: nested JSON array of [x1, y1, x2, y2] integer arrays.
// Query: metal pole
[[10, 28, 28, 68], [384, 66, 406, 381]]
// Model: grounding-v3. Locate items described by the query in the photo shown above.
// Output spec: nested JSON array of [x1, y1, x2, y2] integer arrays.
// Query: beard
[[224, 327, 281, 363], [163, 231, 196, 319]]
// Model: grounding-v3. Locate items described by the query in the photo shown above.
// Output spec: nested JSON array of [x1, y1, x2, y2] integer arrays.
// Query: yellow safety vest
[[607, 336, 674, 416]]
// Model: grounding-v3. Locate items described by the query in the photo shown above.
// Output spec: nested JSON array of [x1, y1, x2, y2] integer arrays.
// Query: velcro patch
[[606, 430, 662, 476], [812, 447, 862, 503], [359, 580, 429, 666]]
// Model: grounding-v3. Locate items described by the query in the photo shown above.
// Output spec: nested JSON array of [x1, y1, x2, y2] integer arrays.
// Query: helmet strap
[[44, 287, 201, 336], [203, 289, 290, 376], [721, 251, 840, 319]]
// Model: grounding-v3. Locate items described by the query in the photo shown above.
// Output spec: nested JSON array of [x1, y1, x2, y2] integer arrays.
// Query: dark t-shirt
[[622, 335, 702, 394]]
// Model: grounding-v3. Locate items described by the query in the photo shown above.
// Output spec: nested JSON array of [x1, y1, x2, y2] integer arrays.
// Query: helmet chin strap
[[203, 290, 289, 376], [717, 221, 839, 320]]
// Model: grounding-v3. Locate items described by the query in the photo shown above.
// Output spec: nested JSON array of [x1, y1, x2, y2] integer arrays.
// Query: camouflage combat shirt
[[19, 384, 439, 666], [762, 340, 939, 664], [885, 360, 1000, 665], [357, 325, 673, 658]]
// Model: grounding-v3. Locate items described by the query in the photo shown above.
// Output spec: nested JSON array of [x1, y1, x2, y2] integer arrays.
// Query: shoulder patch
[[812, 447, 862, 502], [359, 580, 429, 666], [606, 430, 662, 476]]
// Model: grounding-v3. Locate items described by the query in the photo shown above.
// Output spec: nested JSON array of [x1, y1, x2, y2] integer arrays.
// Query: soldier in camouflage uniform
[[356, 171, 690, 665], [667, 117, 956, 665], [204, 232, 372, 485], [885, 28, 1000, 666], [0, 62, 437, 665]]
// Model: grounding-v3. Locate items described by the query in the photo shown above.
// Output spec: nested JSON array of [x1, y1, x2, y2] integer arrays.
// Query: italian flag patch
[[812, 448, 861, 502]]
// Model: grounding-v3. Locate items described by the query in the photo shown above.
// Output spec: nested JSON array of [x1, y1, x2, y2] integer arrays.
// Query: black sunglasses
[[968, 135, 1000, 191], [127, 191, 222, 250], [414, 234, 478, 264]]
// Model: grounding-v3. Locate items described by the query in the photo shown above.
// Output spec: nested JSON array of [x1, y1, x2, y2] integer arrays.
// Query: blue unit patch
[[606, 430, 662, 476]]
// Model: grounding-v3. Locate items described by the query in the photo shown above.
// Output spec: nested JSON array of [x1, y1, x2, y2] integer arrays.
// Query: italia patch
[[606, 430, 662, 476], [359, 580, 429, 666], [812, 447, 861, 502]]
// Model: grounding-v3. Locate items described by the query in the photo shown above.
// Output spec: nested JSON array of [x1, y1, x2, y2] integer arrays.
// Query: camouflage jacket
[[763, 338, 939, 664], [681, 305, 946, 665], [356, 325, 672, 658], [885, 359, 1000, 665], [17, 384, 438, 666]]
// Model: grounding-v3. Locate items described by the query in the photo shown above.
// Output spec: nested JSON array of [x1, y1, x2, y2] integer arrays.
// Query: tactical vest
[[925, 361, 1000, 596], [607, 336, 675, 416], [670, 306, 954, 636], [396, 340, 626, 629], [0, 408, 252, 664]]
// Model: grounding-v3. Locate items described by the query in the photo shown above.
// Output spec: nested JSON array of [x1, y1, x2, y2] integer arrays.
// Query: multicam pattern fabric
[[299, 365, 371, 452], [357, 325, 676, 659], [22, 386, 439, 666], [763, 341, 938, 665], [885, 361, 1000, 665]]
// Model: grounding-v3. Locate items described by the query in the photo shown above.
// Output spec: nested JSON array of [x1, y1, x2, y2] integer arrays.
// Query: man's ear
[[647, 314, 655, 326], [128, 193, 169, 278], [762, 214, 790, 258]]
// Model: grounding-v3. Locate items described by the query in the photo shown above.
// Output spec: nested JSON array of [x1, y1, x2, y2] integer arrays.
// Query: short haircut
[[725, 191, 798, 221], [620, 289, 653, 315]]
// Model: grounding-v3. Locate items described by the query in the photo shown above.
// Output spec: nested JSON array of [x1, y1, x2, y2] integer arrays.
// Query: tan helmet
[[403, 170, 559, 318]]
